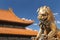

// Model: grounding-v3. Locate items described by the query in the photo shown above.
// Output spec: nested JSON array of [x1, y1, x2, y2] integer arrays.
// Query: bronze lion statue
[[35, 6, 60, 40]]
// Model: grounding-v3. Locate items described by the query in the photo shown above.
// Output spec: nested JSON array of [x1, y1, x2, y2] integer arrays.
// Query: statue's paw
[[31, 37, 38, 40], [35, 37, 39, 40]]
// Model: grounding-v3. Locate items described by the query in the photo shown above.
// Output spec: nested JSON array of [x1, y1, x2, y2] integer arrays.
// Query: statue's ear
[[37, 8, 39, 13]]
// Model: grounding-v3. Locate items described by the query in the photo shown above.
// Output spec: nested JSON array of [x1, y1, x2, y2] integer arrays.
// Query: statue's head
[[37, 6, 55, 22]]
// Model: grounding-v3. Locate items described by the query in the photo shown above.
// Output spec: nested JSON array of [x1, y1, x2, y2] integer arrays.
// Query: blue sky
[[0, 0, 60, 31]]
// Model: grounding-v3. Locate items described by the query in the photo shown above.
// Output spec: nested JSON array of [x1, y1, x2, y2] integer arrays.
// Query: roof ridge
[[0, 8, 34, 25], [8, 8, 21, 20]]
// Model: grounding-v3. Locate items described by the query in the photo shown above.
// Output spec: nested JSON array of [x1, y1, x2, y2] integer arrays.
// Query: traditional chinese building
[[0, 8, 38, 40]]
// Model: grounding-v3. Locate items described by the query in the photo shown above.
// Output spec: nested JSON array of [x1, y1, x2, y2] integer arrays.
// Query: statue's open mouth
[[38, 16, 47, 22], [38, 13, 48, 21], [42, 17, 47, 21]]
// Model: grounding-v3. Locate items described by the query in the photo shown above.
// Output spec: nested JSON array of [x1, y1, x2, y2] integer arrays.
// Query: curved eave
[[0, 19, 34, 25], [0, 27, 38, 36], [0, 9, 34, 25]]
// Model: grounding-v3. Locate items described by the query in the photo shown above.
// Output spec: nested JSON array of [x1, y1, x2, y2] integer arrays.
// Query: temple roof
[[0, 8, 34, 25], [0, 27, 38, 36]]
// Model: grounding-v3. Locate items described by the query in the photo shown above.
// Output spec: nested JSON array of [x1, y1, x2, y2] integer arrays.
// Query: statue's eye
[[42, 14, 47, 16]]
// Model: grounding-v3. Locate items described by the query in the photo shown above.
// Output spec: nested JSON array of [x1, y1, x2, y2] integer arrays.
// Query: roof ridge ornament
[[9, 8, 13, 12], [8, 8, 17, 17]]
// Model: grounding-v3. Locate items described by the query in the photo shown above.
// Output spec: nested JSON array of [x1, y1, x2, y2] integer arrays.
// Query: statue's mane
[[36, 6, 60, 40], [37, 6, 55, 22]]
